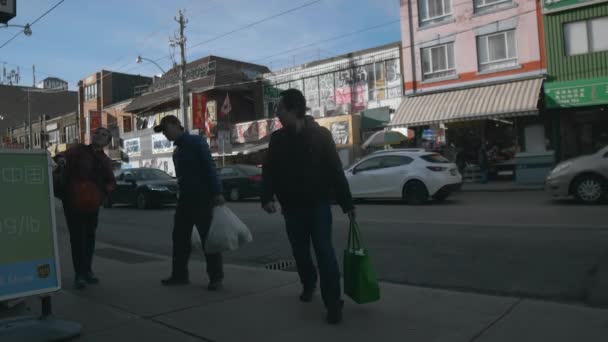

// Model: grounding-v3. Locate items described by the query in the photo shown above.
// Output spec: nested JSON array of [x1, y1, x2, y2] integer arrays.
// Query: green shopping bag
[[343, 220, 380, 304]]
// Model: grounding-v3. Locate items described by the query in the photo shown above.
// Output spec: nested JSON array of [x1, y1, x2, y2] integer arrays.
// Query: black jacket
[[262, 117, 354, 213]]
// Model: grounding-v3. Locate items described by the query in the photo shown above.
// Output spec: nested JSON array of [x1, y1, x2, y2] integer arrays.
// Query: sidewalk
[[6, 238, 608, 342]]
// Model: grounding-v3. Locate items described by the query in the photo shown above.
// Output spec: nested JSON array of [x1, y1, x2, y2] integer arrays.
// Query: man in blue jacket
[[154, 115, 225, 291]]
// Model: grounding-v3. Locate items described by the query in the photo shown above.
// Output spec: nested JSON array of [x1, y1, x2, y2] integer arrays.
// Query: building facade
[[0, 84, 77, 150], [393, 0, 549, 182], [542, 0, 608, 160], [263, 42, 404, 166], [121, 56, 270, 173], [36, 77, 68, 91], [77, 71, 152, 162]]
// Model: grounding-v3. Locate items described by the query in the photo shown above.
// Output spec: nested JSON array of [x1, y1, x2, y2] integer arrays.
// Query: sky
[[0, 0, 401, 90]]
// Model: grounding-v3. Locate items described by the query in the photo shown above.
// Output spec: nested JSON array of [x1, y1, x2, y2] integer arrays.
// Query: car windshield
[[420, 154, 450, 164], [132, 169, 173, 181]]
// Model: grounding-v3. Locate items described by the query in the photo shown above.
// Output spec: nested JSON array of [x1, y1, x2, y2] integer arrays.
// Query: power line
[[0, 0, 67, 50]]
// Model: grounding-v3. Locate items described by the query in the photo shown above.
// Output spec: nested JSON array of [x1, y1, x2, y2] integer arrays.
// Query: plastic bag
[[192, 227, 202, 250], [205, 205, 253, 254]]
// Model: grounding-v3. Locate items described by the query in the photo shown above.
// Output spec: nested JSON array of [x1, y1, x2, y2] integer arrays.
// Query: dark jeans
[[284, 203, 341, 308], [171, 200, 223, 282], [63, 204, 99, 277]]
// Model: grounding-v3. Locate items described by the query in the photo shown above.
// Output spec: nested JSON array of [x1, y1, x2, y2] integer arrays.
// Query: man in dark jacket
[[154, 115, 225, 291], [262, 89, 355, 324], [58, 127, 116, 289]]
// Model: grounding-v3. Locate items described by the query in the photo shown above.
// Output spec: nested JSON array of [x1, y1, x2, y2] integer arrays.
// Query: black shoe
[[84, 272, 100, 285], [207, 280, 223, 291], [326, 300, 344, 325], [74, 276, 87, 290], [161, 276, 190, 286], [299, 288, 315, 303]]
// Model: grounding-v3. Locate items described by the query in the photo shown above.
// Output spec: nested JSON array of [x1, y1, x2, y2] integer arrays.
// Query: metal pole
[[176, 10, 189, 131], [27, 89, 33, 149]]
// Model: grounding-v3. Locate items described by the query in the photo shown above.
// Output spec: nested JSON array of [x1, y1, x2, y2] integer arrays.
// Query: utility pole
[[32, 64, 36, 87], [27, 89, 32, 149], [171, 10, 189, 131]]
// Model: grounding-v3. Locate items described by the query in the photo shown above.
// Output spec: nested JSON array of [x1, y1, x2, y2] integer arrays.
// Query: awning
[[390, 77, 543, 128]]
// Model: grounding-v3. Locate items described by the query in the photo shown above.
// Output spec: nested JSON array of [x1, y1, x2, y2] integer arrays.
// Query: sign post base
[[0, 316, 82, 342]]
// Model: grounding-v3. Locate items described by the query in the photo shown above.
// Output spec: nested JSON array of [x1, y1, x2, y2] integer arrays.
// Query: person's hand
[[213, 194, 226, 207], [347, 208, 356, 222], [263, 201, 277, 214]]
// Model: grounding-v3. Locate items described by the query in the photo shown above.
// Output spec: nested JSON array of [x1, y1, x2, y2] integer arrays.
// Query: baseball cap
[[153, 115, 182, 133]]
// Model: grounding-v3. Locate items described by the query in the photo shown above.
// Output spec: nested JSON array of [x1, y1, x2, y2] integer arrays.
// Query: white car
[[345, 149, 462, 204]]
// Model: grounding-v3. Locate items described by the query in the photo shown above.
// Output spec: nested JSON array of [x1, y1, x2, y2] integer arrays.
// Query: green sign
[[0, 150, 61, 302], [543, 0, 608, 13], [545, 77, 608, 108]]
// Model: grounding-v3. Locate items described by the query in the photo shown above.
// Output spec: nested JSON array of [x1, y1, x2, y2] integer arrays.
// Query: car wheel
[[229, 188, 240, 202], [103, 197, 113, 209], [136, 192, 149, 209], [573, 175, 606, 204], [403, 180, 429, 205]]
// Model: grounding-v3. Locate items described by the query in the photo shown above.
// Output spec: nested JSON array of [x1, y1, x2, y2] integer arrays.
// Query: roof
[[124, 55, 270, 113], [0, 85, 78, 132], [390, 77, 543, 128]]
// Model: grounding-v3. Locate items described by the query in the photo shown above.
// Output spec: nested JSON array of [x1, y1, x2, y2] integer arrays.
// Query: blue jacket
[[173, 133, 222, 202]]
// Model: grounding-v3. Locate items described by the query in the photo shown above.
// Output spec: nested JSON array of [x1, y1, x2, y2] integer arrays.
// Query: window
[[420, 154, 450, 163], [422, 43, 456, 80], [564, 17, 608, 56], [64, 124, 77, 143], [48, 130, 60, 144], [381, 156, 413, 168], [84, 84, 98, 101], [477, 30, 517, 72], [474, 0, 511, 12], [304, 77, 320, 109], [355, 157, 383, 173], [418, 0, 452, 25]]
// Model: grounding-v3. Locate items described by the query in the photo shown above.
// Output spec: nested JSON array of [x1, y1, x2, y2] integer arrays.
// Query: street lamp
[[0, 23, 32, 36], [136, 55, 166, 74]]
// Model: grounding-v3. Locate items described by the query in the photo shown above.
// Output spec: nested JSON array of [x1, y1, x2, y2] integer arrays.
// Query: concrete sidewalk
[[6, 239, 608, 342]]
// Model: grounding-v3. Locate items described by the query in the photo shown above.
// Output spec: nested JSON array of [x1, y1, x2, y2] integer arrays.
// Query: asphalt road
[[55, 191, 608, 302]]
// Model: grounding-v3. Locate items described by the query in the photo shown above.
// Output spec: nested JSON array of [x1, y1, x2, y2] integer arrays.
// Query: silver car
[[545, 146, 608, 204]]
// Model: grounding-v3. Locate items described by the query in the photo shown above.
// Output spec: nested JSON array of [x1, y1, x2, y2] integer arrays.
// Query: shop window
[[477, 30, 517, 72], [48, 130, 60, 144], [564, 16, 608, 56], [422, 43, 456, 81], [418, 0, 452, 26], [64, 125, 77, 143], [474, 0, 512, 13]]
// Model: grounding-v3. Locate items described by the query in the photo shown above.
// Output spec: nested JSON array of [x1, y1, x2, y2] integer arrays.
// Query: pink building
[[391, 0, 551, 183]]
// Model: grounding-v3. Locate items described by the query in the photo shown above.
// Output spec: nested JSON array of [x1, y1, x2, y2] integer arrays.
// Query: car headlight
[[148, 185, 170, 191], [550, 162, 572, 176]]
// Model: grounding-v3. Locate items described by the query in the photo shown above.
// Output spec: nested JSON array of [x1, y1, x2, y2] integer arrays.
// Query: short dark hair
[[280, 89, 307, 118]]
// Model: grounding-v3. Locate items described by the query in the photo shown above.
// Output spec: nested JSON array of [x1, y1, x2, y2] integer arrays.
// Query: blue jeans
[[284, 204, 341, 308]]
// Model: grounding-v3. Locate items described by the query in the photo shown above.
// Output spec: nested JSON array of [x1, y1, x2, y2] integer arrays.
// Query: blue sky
[[0, 0, 401, 89]]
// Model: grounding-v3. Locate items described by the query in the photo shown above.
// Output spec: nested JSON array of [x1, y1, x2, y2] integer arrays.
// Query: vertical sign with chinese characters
[[0, 150, 61, 301], [192, 93, 208, 131]]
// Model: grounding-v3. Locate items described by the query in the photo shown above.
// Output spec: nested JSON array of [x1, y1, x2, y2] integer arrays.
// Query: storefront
[[545, 78, 608, 160], [389, 77, 548, 181]]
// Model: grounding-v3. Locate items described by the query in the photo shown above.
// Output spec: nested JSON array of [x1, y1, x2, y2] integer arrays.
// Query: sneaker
[[74, 276, 87, 290], [299, 288, 315, 303], [84, 273, 100, 285], [161, 276, 190, 286], [207, 280, 223, 291], [326, 300, 344, 325]]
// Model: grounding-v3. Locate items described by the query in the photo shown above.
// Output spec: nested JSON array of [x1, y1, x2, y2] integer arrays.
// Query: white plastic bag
[[205, 205, 253, 254], [192, 227, 202, 250]]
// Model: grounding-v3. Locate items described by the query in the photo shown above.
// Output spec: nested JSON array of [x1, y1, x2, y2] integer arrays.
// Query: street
[[55, 191, 608, 302]]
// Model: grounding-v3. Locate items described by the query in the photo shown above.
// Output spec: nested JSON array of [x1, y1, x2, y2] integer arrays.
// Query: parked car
[[345, 149, 462, 204], [104, 168, 178, 209], [217, 164, 263, 201], [545, 146, 608, 204]]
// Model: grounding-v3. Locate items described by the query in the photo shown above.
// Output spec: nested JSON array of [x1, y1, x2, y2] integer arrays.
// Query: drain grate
[[264, 260, 296, 271], [95, 247, 164, 264]]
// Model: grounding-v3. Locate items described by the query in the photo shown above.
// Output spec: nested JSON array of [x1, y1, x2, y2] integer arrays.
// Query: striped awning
[[390, 77, 543, 128]]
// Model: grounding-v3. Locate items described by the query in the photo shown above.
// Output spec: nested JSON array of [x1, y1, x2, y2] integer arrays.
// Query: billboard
[[0, 150, 61, 302]]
